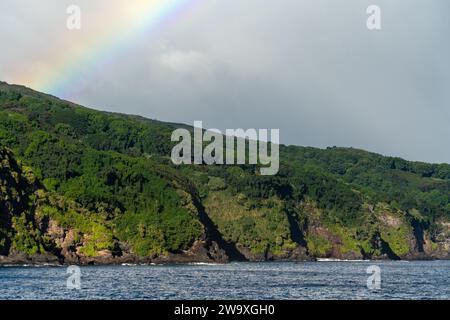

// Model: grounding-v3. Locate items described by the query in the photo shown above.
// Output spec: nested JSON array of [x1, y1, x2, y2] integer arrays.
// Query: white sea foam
[[187, 262, 224, 266], [316, 258, 368, 262]]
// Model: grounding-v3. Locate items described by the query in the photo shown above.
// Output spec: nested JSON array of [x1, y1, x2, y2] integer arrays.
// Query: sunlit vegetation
[[0, 81, 449, 260]]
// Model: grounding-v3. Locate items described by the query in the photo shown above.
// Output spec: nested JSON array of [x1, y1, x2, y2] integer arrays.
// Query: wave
[[316, 258, 368, 262], [187, 262, 225, 266]]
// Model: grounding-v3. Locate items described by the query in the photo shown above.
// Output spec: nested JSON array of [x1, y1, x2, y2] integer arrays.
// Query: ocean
[[1, 260, 449, 300]]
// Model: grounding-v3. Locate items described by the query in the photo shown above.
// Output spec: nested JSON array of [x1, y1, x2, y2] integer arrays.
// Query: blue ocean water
[[0, 260, 449, 300]]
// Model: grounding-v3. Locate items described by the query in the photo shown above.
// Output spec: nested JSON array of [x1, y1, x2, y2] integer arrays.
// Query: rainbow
[[27, 0, 196, 98]]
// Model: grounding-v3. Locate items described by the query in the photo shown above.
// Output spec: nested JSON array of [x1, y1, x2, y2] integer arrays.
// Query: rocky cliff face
[[0, 146, 449, 265], [203, 191, 450, 262], [0, 147, 226, 265]]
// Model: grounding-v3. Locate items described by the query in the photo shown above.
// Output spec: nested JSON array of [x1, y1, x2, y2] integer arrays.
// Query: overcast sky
[[1, 0, 449, 163]]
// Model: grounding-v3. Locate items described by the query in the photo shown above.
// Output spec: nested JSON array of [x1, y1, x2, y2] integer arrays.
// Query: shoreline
[[1, 257, 448, 267]]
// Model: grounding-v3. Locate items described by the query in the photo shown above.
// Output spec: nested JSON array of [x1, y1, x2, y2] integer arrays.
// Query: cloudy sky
[[1, 0, 449, 163]]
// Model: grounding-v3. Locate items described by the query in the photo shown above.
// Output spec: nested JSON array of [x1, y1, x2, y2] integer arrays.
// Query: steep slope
[[0, 146, 231, 264], [0, 81, 449, 264]]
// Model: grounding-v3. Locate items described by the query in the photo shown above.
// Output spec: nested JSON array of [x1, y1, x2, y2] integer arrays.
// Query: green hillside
[[0, 81, 449, 264]]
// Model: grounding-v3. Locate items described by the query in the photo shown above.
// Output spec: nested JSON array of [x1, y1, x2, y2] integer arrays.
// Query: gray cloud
[[1, 0, 449, 163]]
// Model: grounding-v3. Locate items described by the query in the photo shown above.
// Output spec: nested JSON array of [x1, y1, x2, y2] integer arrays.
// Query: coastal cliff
[[1, 81, 449, 265]]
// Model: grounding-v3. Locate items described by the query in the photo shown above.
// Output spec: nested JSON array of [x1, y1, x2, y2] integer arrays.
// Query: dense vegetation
[[0, 81, 449, 263]]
